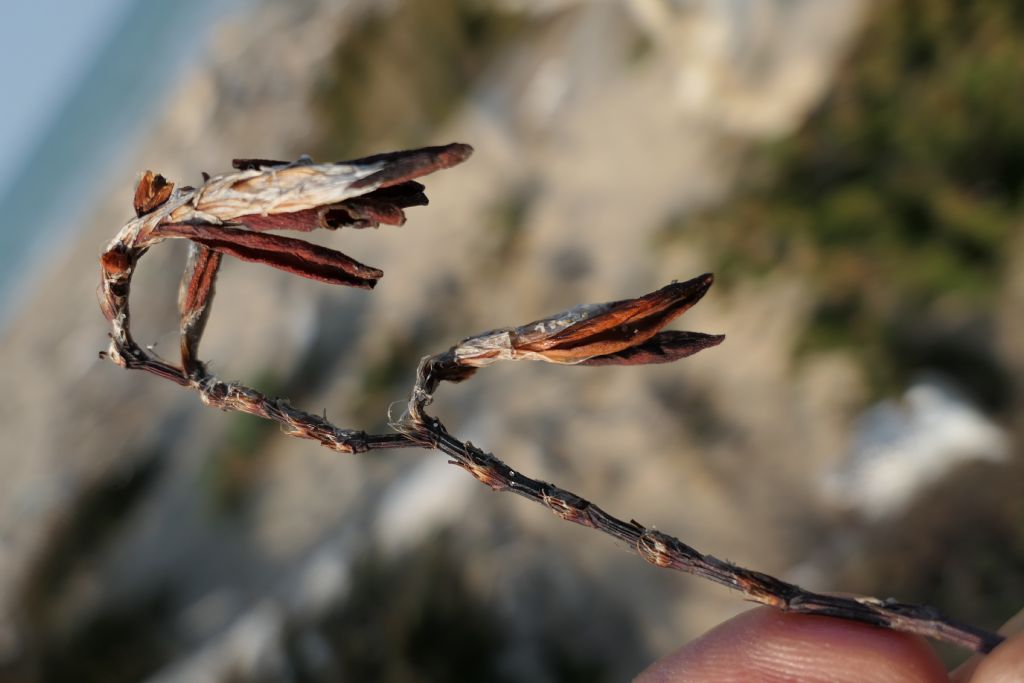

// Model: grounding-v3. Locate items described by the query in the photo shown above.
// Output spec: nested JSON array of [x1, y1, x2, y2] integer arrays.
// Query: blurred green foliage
[[352, 332, 424, 427], [201, 412, 278, 515], [668, 0, 1024, 398], [201, 372, 284, 515], [314, 0, 529, 158], [482, 181, 538, 271]]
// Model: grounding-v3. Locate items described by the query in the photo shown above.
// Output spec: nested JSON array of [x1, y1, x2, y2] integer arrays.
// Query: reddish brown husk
[[133, 171, 174, 216], [100, 245, 131, 276], [333, 196, 407, 226], [348, 143, 474, 190], [579, 331, 725, 366], [154, 223, 382, 288], [178, 244, 223, 372], [515, 274, 716, 363], [232, 207, 327, 233], [325, 180, 430, 227]]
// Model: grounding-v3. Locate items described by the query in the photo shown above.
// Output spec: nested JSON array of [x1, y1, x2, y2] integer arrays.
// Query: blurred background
[[1, 0, 1022, 680]]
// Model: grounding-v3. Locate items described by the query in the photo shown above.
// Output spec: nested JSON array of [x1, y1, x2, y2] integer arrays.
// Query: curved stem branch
[[395, 355, 1005, 654]]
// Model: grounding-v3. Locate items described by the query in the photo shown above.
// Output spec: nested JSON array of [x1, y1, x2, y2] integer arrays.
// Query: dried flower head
[[99, 143, 473, 374], [101, 143, 472, 294]]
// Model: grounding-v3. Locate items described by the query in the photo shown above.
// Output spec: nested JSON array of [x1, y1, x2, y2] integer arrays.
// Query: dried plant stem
[[101, 288, 413, 454], [98, 147, 1005, 656], [99, 306, 1004, 653], [402, 358, 1004, 655]]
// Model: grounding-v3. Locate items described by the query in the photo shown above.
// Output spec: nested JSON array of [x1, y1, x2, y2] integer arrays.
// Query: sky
[[0, 0, 136, 197], [0, 0, 238, 326]]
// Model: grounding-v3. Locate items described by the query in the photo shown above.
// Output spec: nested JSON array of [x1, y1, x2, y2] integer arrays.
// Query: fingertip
[[955, 631, 1024, 683], [635, 607, 946, 683], [952, 607, 1024, 682]]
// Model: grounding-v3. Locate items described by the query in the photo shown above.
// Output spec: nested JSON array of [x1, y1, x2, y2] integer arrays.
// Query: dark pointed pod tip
[[578, 331, 725, 367], [349, 143, 476, 190], [663, 272, 714, 303]]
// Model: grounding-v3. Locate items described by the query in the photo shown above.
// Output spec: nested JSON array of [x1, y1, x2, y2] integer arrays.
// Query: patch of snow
[[822, 376, 1009, 520]]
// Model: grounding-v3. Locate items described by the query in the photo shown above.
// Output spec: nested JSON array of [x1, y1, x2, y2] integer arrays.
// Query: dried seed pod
[[192, 143, 472, 222], [178, 243, 222, 373], [154, 223, 382, 288], [451, 273, 720, 369], [578, 330, 725, 366]]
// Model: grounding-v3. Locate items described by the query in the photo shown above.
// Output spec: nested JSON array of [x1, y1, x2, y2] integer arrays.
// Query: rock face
[[2, 0, 1019, 680]]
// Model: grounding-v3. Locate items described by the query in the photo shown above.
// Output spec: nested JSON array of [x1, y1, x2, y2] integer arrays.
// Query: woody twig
[[98, 143, 1004, 655]]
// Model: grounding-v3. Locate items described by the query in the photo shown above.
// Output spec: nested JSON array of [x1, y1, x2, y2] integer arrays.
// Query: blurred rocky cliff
[[1, 0, 1021, 681]]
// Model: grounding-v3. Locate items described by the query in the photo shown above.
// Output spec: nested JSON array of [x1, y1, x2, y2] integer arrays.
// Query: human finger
[[634, 606, 947, 683], [952, 608, 1024, 682]]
